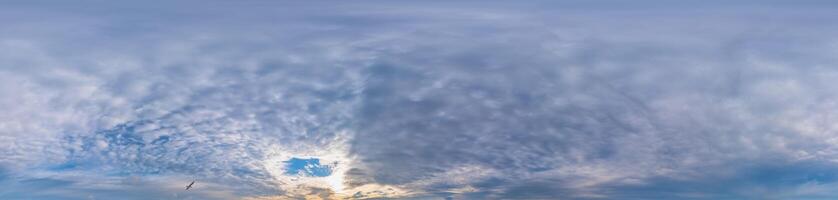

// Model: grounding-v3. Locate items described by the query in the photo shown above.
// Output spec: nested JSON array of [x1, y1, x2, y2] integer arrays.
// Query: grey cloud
[[347, 7, 838, 198]]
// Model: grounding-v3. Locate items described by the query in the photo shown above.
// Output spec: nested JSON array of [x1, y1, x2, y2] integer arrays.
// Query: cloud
[[2, 1, 838, 199]]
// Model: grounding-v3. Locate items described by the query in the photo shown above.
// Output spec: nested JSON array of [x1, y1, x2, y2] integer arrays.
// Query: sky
[[2, 0, 838, 199]]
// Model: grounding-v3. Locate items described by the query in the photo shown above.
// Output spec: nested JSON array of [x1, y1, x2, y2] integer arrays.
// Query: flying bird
[[185, 180, 195, 190]]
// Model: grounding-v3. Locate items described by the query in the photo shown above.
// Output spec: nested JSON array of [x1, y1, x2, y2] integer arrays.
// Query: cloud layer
[[2, 1, 838, 199]]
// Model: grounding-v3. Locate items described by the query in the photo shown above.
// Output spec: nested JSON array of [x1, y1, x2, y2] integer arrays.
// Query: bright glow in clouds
[[260, 131, 364, 197], [3, 1, 838, 199]]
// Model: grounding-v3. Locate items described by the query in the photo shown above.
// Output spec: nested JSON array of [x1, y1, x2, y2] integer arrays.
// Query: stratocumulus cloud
[[2, 1, 838, 199]]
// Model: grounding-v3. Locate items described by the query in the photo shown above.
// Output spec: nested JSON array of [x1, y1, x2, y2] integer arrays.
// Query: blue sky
[[2, 1, 838, 199]]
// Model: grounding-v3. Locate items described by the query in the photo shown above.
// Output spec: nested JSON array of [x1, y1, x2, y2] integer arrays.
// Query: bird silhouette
[[185, 180, 195, 190]]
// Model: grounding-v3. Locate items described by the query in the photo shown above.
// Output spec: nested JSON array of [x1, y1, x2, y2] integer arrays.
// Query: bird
[[185, 180, 195, 190]]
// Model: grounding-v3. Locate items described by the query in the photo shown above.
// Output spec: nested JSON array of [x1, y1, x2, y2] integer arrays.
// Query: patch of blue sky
[[283, 157, 333, 177], [47, 162, 78, 172]]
